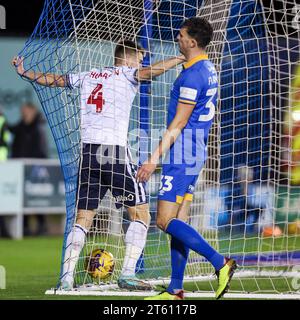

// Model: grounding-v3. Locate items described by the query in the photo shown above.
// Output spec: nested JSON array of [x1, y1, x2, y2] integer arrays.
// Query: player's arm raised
[[137, 102, 195, 182], [12, 56, 67, 87], [136, 55, 186, 81]]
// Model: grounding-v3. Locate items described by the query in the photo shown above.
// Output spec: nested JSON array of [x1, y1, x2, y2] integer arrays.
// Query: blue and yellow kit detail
[[159, 54, 218, 204]]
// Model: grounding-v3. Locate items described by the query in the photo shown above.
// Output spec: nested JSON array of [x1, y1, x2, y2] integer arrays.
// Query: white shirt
[[67, 66, 138, 146]]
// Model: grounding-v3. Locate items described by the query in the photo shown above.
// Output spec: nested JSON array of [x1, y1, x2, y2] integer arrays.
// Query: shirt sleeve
[[122, 67, 138, 85], [178, 71, 203, 106], [66, 72, 89, 89]]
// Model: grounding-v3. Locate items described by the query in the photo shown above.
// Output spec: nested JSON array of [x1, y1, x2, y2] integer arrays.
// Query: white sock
[[61, 224, 87, 284], [121, 220, 148, 277]]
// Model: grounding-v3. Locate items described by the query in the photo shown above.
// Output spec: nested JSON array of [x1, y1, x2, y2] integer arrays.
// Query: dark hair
[[114, 39, 144, 63], [181, 17, 213, 49], [22, 102, 37, 110]]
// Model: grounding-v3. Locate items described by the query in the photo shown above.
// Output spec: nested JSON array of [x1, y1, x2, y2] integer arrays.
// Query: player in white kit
[[12, 40, 185, 290]]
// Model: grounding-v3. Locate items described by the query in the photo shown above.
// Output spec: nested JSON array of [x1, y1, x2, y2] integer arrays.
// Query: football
[[85, 249, 115, 280]]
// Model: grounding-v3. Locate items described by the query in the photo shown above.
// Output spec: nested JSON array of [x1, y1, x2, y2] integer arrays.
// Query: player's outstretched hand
[[11, 56, 25, 76], [177, 54, 186, 62], [137, 161, 157, 183]]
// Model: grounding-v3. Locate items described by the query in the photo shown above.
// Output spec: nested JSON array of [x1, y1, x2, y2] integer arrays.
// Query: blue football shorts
[[157, 164, 203, 204]]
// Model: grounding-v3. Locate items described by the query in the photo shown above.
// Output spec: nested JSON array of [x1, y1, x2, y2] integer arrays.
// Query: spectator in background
[[0, 106, 9, 161], [9, 102, 48, 158], [0, 106, 10, 238], [9, 102, 48, 236]]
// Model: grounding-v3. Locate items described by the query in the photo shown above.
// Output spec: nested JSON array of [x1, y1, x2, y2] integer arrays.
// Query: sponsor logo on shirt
[[180, 87, 197, 101]]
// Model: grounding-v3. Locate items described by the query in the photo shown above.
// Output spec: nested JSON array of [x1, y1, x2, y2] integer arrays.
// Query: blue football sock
[[167, 237, 189, 294], [166, 219, 225, 271]]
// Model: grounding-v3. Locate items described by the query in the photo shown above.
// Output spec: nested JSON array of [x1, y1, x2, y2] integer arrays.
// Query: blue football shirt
[[164, 54, 218, 175]]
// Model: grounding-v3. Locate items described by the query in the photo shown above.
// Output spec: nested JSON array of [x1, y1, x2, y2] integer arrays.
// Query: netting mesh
[[19, 0, 300, 295]]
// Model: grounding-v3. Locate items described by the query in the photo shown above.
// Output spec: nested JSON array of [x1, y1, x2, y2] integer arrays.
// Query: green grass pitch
[[0, 236, 299, 300], [0, 237, 128, 300]]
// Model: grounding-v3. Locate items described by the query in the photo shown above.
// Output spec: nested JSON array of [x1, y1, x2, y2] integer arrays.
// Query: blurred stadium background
[[0, 0, 300, 299]]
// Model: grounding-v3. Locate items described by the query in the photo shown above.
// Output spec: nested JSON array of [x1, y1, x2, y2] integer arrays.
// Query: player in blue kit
[[137, 17, 237, 300]]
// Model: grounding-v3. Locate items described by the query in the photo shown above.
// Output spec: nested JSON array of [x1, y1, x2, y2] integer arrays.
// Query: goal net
[[19, 0, 300, 298]]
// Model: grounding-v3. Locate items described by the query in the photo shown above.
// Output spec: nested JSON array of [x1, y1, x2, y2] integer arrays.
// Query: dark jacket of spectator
[[9, 103, 48, 158]]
